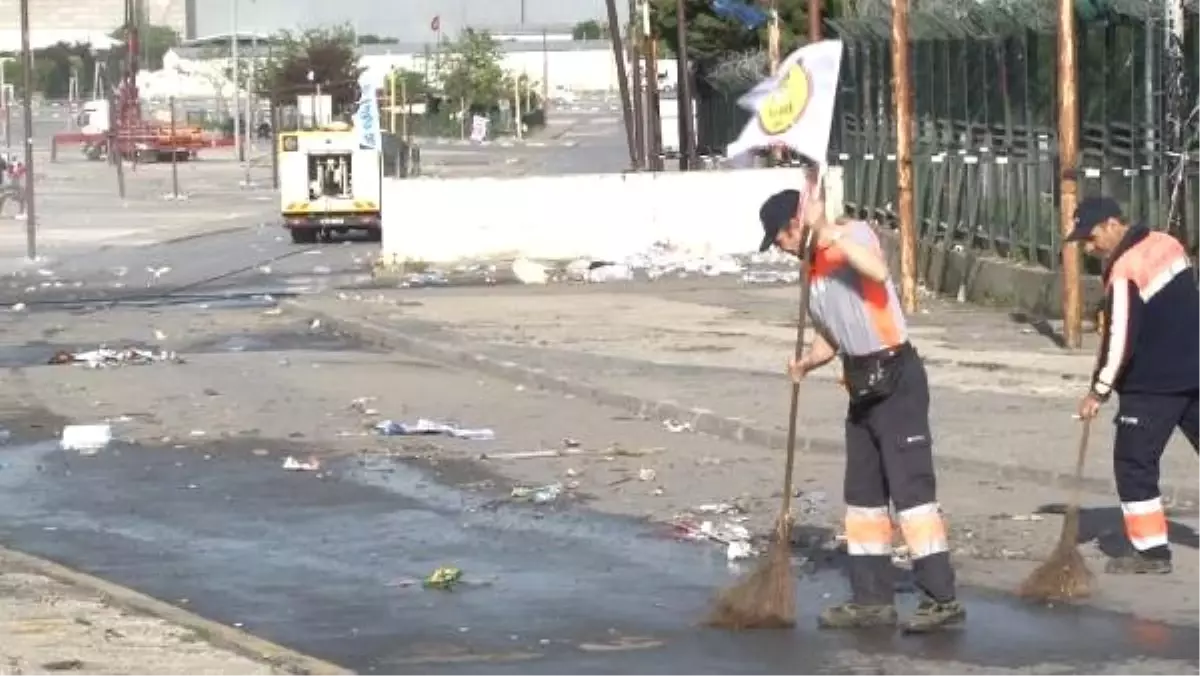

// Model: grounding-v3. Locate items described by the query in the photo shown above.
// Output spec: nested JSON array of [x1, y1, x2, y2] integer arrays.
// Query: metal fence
[[698, 0, 1200, 270]]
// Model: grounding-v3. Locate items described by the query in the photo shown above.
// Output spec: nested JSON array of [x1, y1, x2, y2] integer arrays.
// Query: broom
[[706, 231, 813, 630], [1017, 418, 1095, 601]]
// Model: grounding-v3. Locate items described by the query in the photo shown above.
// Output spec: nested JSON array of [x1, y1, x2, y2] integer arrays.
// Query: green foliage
[[650, 0, 841, 64], [108, 23, 179, 71], [357, 33, 399, 45], [572, 20, 604, 40], [384, 68, 429, 101], [440, 29, 506, 109], [256, 25, 365, 110]]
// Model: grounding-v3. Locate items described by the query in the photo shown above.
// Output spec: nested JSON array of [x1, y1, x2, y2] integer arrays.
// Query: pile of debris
[[670, 502, 757, 561], [49, 347, 182, 369]]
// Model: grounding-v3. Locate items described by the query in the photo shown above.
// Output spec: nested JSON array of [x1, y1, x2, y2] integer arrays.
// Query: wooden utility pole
[[646, 36, 662, 170], [1057, 0, 1082, 348], [605, 0, 639, 170], [808, 0, 823, 41], [892, 0, 917, 313], [675, 0, 696, 171], [768, 3, 780, 74], [628, 0, 645, 169]]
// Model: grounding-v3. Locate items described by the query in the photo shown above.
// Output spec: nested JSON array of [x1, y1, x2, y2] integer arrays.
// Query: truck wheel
[[290, 228, 318, 244]]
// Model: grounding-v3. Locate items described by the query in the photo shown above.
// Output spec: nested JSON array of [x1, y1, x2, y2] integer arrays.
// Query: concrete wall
[[379, 168, 809, 264], [874, 228, 1106, 320]]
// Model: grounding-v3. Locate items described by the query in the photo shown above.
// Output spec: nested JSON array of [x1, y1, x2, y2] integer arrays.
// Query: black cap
[[758, 189, 801, 252], [1066, 197, 1123, 242]]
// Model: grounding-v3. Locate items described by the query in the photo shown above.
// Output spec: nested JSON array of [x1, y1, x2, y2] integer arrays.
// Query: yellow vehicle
[[278, 126, 383, 243]]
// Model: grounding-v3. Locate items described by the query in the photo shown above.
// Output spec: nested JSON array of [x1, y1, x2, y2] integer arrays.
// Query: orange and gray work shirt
[[807, 221, 907, 356], [1092, 226, 1199, 399]]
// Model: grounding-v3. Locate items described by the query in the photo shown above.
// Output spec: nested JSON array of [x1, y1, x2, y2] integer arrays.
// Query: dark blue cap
[[758, 189, 801, 252], [1066, 197, 1123, 242]]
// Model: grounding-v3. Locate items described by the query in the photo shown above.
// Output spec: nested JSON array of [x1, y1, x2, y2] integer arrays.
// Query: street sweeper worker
[[758, 175, 965, 634], [1068, 196, 1199, 575]]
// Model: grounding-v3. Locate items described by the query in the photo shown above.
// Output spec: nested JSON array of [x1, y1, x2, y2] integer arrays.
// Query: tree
[[440, 29, 506, 111], [384, 68, 428, 102], [650, 0, 834, 65], [572, 20, 604, 40], [357, 34, 399, 45], [256, 25, 364, 111], [106, 23, 179, 71]]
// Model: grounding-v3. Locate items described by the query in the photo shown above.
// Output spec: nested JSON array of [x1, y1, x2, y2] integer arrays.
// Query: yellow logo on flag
[[757, 62, 812, 136]]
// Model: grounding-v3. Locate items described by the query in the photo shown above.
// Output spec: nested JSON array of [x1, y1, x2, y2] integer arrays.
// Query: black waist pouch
[[842, 343, 911, 405]]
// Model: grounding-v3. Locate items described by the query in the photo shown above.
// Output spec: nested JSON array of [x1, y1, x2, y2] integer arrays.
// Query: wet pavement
[[0, 431, 1194, 674]]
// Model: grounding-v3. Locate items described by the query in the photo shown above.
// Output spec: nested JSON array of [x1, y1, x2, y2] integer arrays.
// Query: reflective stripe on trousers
[[1122, 496, 1169, 551], [897, 502, 949, 559], [845, 505, 892, 556]]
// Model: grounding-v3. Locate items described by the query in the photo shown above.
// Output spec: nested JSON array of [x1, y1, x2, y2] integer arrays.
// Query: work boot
[[1105, 552, 1173, 575], [817, 603, 898, 630], [902, 599, 966, 634]]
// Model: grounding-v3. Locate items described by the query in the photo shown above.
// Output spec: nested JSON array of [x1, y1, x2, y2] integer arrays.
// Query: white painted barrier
[[379, 168, 813, 264]]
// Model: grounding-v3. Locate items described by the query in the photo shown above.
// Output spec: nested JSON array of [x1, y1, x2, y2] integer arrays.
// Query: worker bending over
[[758, 173, 964, 633], [1069, 196, 1199, 574]]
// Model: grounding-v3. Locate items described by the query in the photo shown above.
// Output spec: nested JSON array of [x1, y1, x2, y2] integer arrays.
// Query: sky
[[196, 0, 629, 42]]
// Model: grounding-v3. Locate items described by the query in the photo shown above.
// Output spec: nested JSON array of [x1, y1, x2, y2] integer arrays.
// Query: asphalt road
[[0, 375, 1194, 674]]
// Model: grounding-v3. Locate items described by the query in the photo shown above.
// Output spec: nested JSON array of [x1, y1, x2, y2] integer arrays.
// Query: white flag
[[726, 39, 844, 166], [354, 81, 383, 150]]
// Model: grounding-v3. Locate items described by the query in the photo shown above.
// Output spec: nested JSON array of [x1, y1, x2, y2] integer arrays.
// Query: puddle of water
[[0, 438, 1191, 675], [179, 327, 383, 355]]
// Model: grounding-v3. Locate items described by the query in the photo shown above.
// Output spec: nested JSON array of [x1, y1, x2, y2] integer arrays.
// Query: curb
[[287, 300, 1199, 507], [0, 545, 352, 675]]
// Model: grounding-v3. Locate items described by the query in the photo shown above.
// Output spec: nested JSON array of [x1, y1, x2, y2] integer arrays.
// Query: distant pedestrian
[[759, 168, 964, 633], [0, 154, 26, 220]]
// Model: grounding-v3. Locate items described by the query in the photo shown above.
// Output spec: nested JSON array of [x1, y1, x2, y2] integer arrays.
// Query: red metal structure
[[51, 0, 234, 162]]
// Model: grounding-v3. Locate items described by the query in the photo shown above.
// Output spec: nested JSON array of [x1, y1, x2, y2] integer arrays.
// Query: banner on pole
[[726, 39, 844, 166]]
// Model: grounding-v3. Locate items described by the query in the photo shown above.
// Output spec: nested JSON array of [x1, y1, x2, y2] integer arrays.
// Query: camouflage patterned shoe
[[902, 600, 966, 634], [1105, 553, 1173, 575], [817, 603, 898, 630]]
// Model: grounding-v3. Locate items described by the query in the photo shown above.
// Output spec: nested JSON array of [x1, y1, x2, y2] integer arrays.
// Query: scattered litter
[[742, 269, 801, 285], [695, 502, 742, 515], [511, 482, 563, 504], [726, 540, 755, 561], [282, 455, 321, 471], [637, 468, 657, 482], [401, 271, 450, 288], [585, 262, 634, 283], [189, 430, 206, 437], [671, 510, 755, 560], [512, 257, 550, 284], [663, 419, 692, 433], [48, 347, 181, 368], [480, 449, 582, 460], [60, 424, 112, 453], [154, 329, 167, 341], [424, 566, 463, 590], [309, 319, 321, 330], [562, 437, 581, 448], [313, 265, 332, 274], [350, 397, 379, 415], [375, 419, 495, 441], [990, 513, 1046, 522], [11, 302, 25, 312]]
